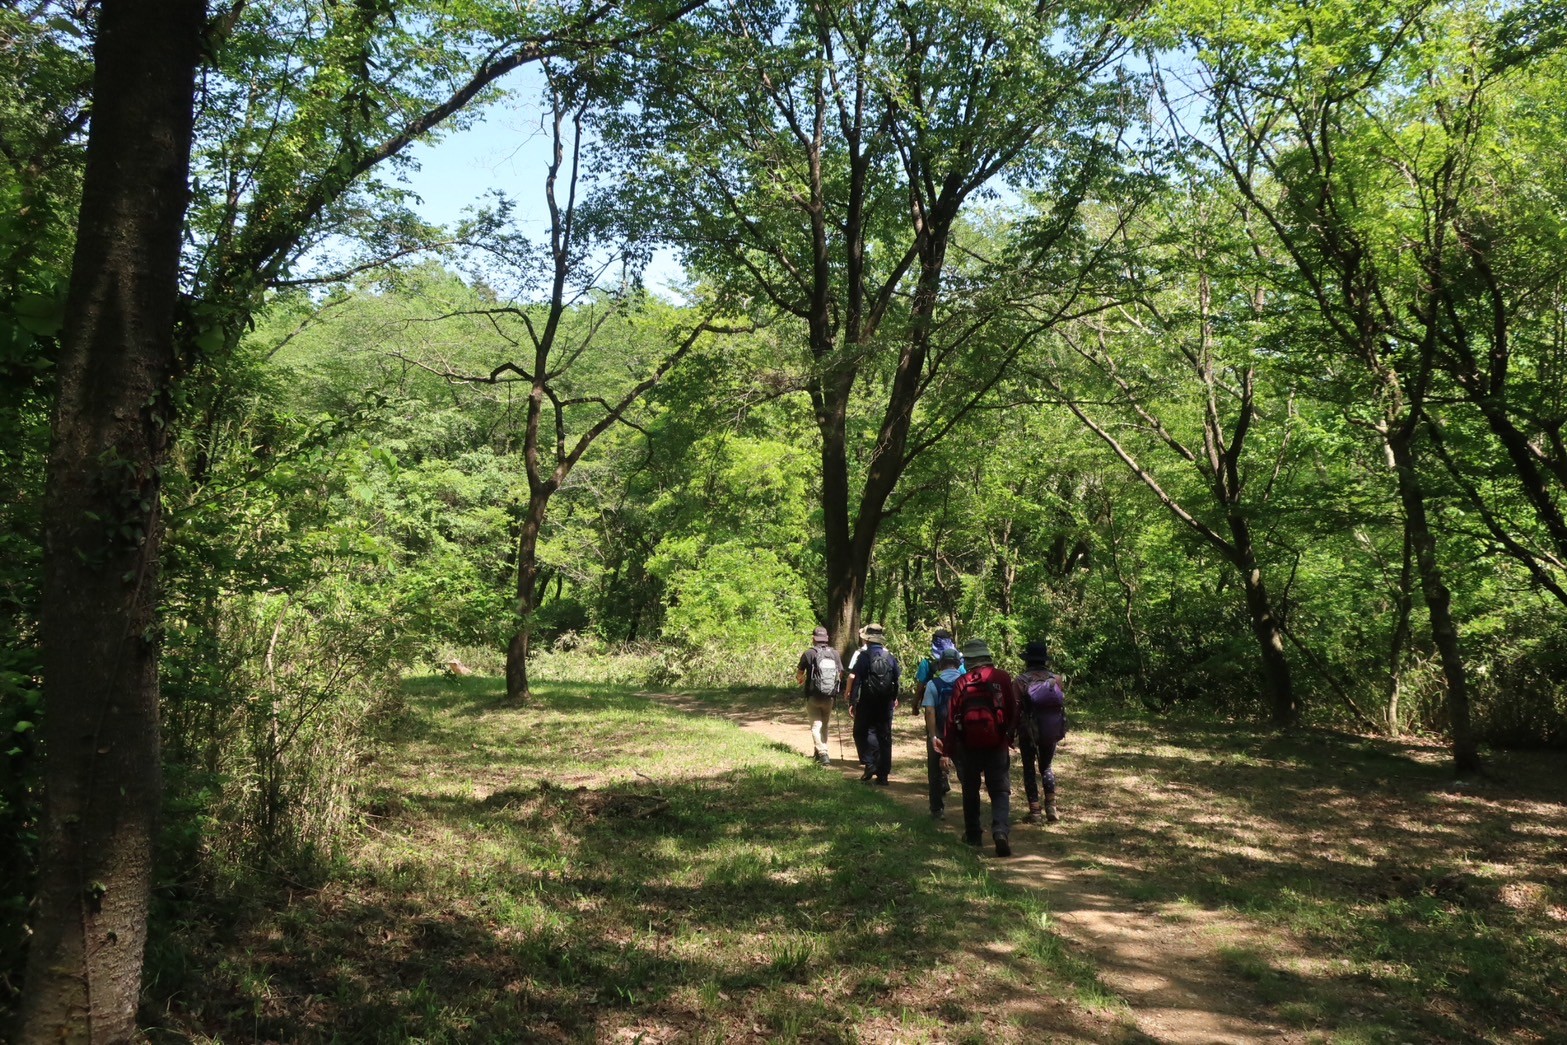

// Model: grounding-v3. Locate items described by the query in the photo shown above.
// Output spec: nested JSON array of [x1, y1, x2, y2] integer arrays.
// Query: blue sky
[[403, 97, 554, 230], [400, 75, 686, 296]]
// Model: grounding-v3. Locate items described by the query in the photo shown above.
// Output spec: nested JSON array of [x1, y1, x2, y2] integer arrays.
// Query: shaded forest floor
[[143, 679, 1567, 1044]]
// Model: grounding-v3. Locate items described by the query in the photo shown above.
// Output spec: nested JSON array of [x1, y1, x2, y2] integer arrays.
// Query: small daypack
[[953, 668, 1007, 750], [856, 648, 898, 707], [929, 672, 959, 737], [809, 648, 841, 698], [1024, 671, 1068, 742]]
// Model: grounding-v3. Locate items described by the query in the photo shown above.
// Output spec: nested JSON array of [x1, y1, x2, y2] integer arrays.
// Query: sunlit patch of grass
[[143, 678, 1114, 1043], [1039, 706, 1567, 1044]]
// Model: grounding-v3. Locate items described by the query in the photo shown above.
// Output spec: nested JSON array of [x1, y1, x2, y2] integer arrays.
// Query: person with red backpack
[[939, 638, 1018, 856], [1015, 640, 1068, 823], [846, 623, 900, 785]]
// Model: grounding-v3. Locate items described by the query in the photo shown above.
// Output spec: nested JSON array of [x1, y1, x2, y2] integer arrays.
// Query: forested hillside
[[2, 0, 1564, 1039]]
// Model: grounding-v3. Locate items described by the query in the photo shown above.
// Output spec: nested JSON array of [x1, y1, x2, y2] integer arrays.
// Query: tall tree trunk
[[828, 560, 868, 658], [1227, 512, 1297, 727], [1385, 528, 1415, 734], [21, 2, 204, 1041], [1387, 428, 1481, 773], [506, 494, 549, 701], [818, 374, 860, 649]]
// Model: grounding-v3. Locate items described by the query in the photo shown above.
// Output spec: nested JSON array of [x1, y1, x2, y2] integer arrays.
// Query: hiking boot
[[994, 835, 1012, 858], [931, 808, 945, 820], [1025, 802, 1043, 824], [818, 754, 832, 767], [1045, 798, 1059, 823], [874, 777, 889, 786], [860, 768, 874, 781], [964, 833, 983, 848]]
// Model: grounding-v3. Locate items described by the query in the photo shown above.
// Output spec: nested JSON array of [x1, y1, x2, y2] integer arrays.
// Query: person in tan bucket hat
[[845, 623, 900, 784]]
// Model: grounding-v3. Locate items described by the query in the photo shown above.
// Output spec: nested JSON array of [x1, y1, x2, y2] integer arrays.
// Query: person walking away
[[844, 633, 870, 767], [940, 638, 1017, 856], [1015, 640, 1068, 822], [921, 645, 962, 818], [796, 626, 843, 766], [846, 623, 900, 785], [910, 628, 962, 715]]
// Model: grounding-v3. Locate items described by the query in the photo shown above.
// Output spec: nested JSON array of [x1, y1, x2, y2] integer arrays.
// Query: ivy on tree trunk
[[20, 1, 205, 1040]]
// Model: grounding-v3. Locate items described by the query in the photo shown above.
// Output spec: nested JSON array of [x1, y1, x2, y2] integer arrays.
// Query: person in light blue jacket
[[920, 645, 963, 818]]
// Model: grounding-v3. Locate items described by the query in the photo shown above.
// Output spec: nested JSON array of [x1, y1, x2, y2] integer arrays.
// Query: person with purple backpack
[[1015, 640, 1068, 823]]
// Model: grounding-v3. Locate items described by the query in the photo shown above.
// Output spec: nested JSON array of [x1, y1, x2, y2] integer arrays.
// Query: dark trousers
[[1019, 731, 1059, 804], [854, 703, 893, 780], [955, 745, 1011, 842], [925, 735, 951, 812]]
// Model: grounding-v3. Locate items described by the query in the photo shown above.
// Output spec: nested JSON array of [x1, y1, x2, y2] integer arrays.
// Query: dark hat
[[931, 627, 952, 641], [859, 622, 886, 643], [1023, 640, 1051, 667], [812, 626, 830, 643], [960, 638, 993, 666], [939, 646, 961, 664]]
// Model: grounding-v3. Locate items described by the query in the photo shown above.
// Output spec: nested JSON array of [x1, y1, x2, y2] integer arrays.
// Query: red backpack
[[951, 666, 1008, 750]]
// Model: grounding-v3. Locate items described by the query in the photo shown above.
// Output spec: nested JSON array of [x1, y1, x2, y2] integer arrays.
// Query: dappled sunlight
[[1052, 717, 1567, 1042], [141, 677, 1133, 1042], [142, 678, 1565, 1043]]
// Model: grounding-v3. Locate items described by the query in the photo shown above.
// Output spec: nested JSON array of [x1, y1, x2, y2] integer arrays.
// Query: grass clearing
[[1049, 711, 1567, 1044], [139, 679, 1567, 1043], [144, 677, 1123, 1043]]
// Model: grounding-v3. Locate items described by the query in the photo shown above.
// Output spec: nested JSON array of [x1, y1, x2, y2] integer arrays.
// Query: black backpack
[[855, 648, 898, 707]]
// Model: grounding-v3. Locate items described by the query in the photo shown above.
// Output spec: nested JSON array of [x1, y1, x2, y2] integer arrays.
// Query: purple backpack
[[1024, 672, 1068, 741]]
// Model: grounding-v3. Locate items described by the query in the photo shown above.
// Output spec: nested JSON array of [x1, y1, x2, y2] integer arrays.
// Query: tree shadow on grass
[[1056, 717, 1567, 1043], [145, 693, 1126, 1044]]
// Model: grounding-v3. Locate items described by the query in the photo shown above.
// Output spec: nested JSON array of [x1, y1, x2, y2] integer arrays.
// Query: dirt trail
[[701, 699, 1302, 1044]]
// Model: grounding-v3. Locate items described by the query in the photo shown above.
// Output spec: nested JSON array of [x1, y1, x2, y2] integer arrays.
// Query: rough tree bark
[[20, 1, 205, 1041], [1387, 425, 1481, 773]]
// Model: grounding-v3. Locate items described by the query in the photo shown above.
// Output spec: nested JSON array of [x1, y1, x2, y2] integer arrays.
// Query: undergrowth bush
[[522, 633, 811, 691], [162, 581, 406, 872]]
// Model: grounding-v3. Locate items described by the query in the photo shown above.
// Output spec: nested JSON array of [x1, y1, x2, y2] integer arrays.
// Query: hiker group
[[795, 624, 1069, 858]]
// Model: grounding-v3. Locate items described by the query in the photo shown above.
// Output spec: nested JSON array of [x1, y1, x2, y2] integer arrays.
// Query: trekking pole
[[836, 695, 845, 763]]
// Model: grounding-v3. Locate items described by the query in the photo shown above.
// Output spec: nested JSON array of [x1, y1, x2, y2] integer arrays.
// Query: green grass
[[144, 676, 1123, 1043], [140, 678, 1567, 1044], [1052, 713, 1567, 1044]]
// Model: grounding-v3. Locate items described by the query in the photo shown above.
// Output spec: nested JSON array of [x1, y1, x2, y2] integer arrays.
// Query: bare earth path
[[665, 695, 1303, 1044]]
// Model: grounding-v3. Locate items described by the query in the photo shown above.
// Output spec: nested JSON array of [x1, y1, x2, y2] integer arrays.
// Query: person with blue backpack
[[909, 628, 962, 716], [846, 623, 900, 785], [795, 626, 843, 767], [920, 645, 963, 818], [1015, 640, 1069, 823]]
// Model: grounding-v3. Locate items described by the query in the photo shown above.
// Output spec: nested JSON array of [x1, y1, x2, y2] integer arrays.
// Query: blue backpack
[[928, 672, 959, 736]]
